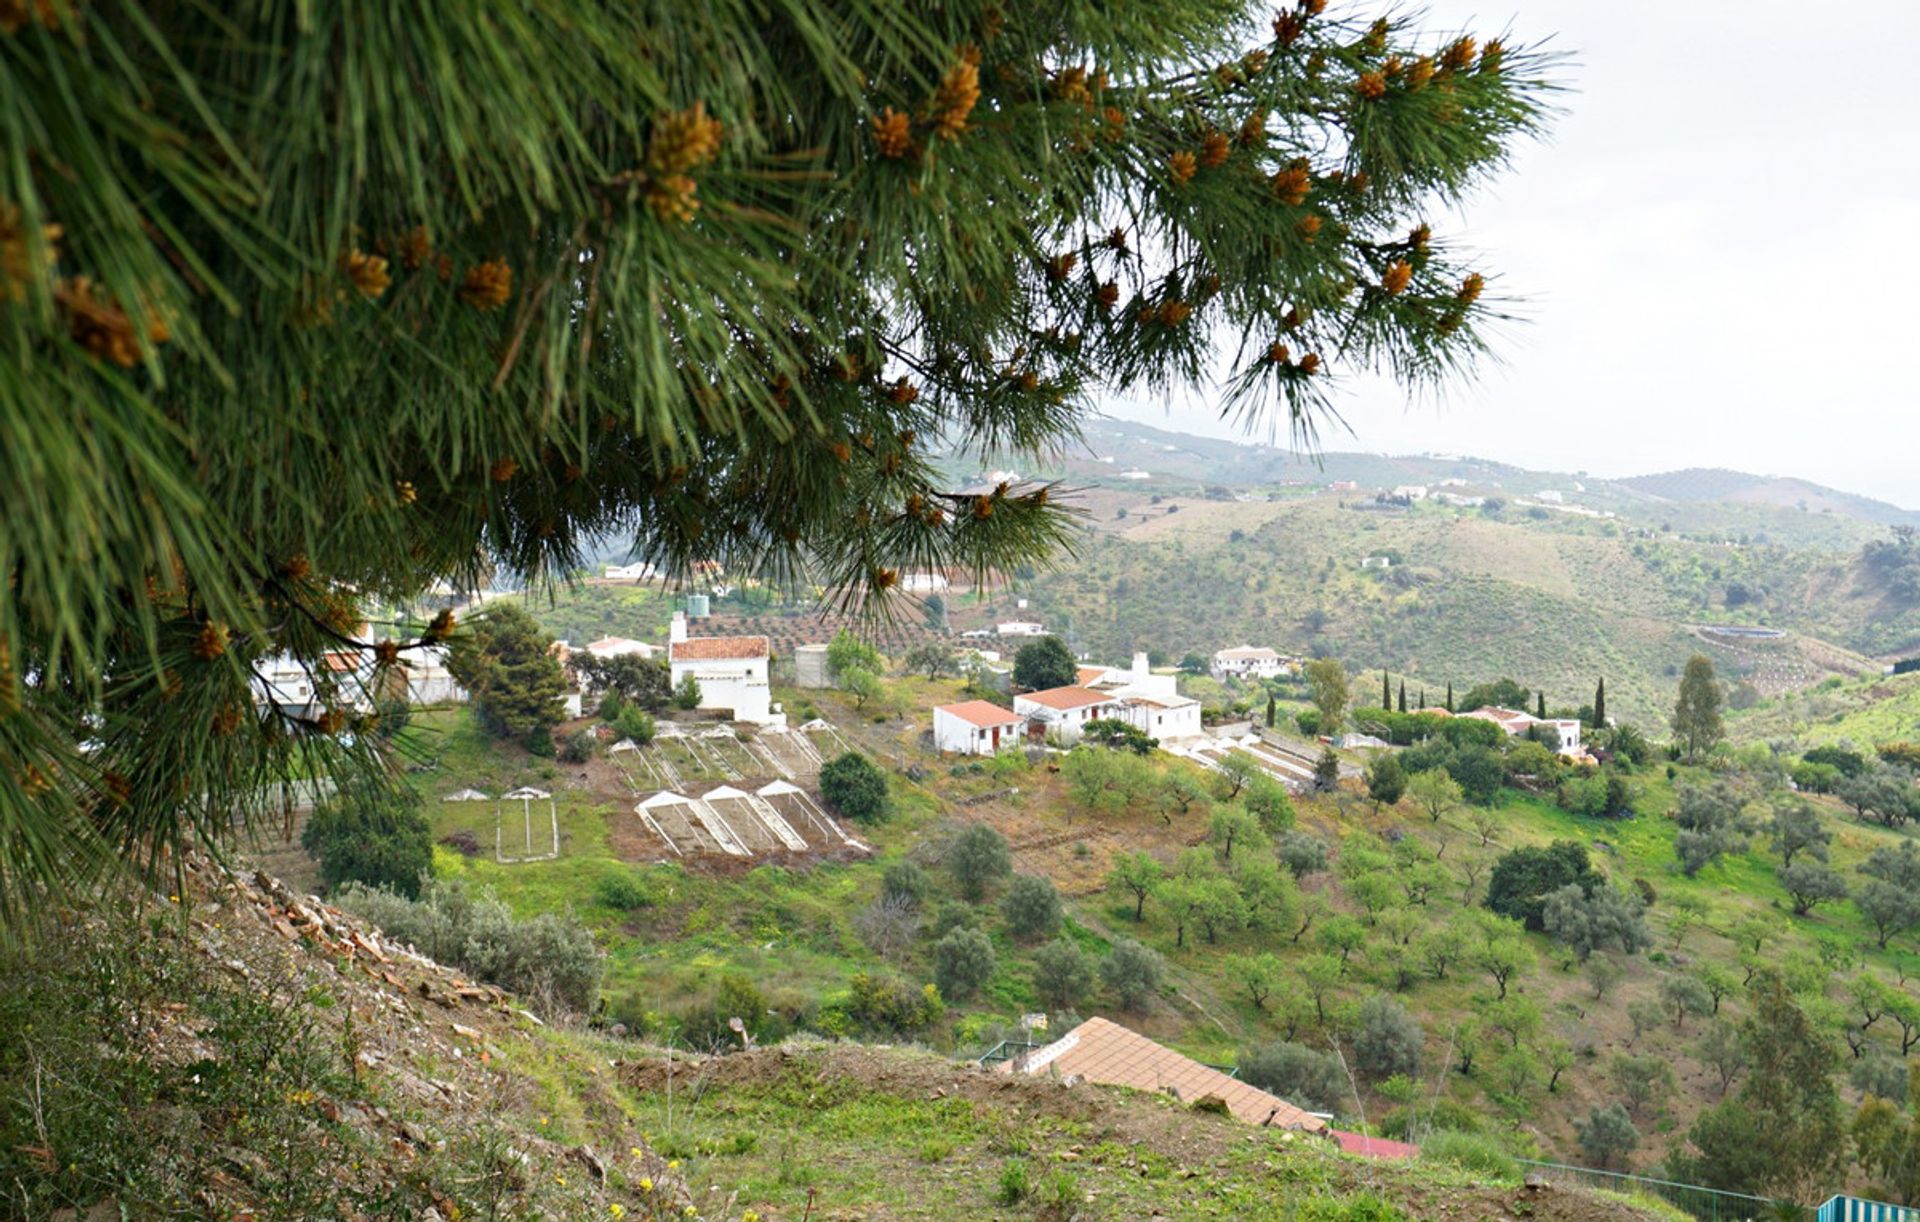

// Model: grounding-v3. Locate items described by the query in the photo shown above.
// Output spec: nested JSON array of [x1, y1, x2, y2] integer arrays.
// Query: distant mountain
[[1616, 467, 1920, 528]]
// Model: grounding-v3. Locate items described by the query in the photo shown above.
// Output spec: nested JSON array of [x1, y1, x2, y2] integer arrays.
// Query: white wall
[[933, 709, 1021, 755], [671, 658, 772, 724]]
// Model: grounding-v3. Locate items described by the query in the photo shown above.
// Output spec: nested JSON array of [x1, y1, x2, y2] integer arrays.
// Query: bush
[[1101, 938, 1164, 1010], [819, 751, 892, 822], [1237, 1041, 1347, 1112], [1278, 830, 1329, 878], [558, 727, 598, 763], [301, 788, 433, 899], [1420, 1131, 1520, 1181], [1001, 874, 1062, 941], [523, 722, 555, 756], [947, 823, 1012, 900], [596, 870, 653, 911], [1353, 995, 1424, 1080], [933, 927, 995, 1000], [846, 972, 944, 1034], [672, 673, 702, 710], [881, 860, 930, 908], [334, 878, 604, 1016], [1486, 841, 1601, 930], [613, 703, 656, 744], [1031, 939, 1096, 1011]]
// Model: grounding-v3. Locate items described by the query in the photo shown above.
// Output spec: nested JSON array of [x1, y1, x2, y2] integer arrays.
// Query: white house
[[1115, 693, 1203, 741], [667, 611, 778, 725], [1459, 706, 1586, 759], [933, 701, 1028, 755], [399, 644, 468, 705], [1391, 485, 1429, 502], [1117, 469, 1151, 481], [997, 621, 1046, 637], [1013, 685, 1121, 744], [902, 572, 950, 594], [604, 562, 660, 580], [586, 636, 663, 660], [1211, 646, 1287, 681]]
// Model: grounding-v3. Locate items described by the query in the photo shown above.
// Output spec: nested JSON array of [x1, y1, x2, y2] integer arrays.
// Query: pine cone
[[458, 259, 513, 311]]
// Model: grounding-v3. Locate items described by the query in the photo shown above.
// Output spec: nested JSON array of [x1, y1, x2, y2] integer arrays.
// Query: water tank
[[685, 593, 710, 619], [794, 643, 831, 689]]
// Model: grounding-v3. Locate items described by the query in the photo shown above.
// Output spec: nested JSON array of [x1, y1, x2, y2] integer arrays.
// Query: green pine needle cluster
[[0, 2, 1558, 916]]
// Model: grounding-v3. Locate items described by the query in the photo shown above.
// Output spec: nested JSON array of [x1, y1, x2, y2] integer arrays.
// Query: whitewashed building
[[997, 621, 1047, 637], [1211, 646, 1287, 681], [586, 635, 663, 660], [1013, 686, 1120, 744], [604, 562, 661, 580], [667, 612, 779, 725], [1115, 693, 1203, 741], [902, 572, 950, 594], [1459, 706, 1586, 759], [932, 701, 1028, 755]]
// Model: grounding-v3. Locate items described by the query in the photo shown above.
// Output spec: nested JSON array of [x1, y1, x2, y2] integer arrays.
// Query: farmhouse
[[1013, 685, 1120, 744], [603, 562, 660, 580], [1460, 706, 1586, 759], [1211, 645, 1287, 681], [1074, 652, 1203, 740], [585, 635, 663, 660], [901, 571, 950, 594], [932, 701, 1028, 755], [996, 620, 1047, 637], [667, 611, 778, 725]]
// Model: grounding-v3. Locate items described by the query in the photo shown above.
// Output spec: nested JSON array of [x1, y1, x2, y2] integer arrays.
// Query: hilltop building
[[1211, 646, 1287, 681], [1013, 686, 1120, 743], [932, 701, 1028, 755], [1460, 706, 1585, 759], [667, 611, 778, 725]]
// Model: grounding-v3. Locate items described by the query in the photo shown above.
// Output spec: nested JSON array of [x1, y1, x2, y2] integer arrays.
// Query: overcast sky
[[1106, 0, 1920, 508]]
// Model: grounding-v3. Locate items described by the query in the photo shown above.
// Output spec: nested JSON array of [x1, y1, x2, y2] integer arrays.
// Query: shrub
[[1237, 1041, 1347, 1112], [1031, 939, 1096, 1012], [1001, 874, 1062, 940], [1278, 830, 1329, 878], [996, 1159, 1031, 1205], [819, 751, 892, 822], [613, 703, 656, 744], [672, 673, 702, 710], [1485, 841, 1601, 930], [933, 927, 995, 1001], [1352, 995, 1424, 1080], [524, 722, 555, 757], [1101, 938, 1164, 1010], [334, 878, 604, 1016], [596, 870, 653, 911], [846, 972, 943, 1034], [947, 823, 1012, 900], [302, 788, 433, 899], [881, 860, 930, 908], [558, 727, 598, 763]]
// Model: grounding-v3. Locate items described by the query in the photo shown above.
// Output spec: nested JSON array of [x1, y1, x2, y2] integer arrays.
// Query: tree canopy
[[0, 2, 1557, 917], [1013, 634, 1078, 692]]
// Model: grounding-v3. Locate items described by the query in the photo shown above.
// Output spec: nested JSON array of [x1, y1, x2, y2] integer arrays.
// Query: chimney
[[1133, 651, 1150, 681], [670, 610, 688, 644]]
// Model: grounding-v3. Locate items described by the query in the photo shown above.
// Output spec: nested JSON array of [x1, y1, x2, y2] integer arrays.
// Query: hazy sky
[[1107, 0, 1920, 508]]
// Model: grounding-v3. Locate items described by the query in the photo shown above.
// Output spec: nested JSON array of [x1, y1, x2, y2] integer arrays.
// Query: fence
[[1516, 1159, 1777, 1221]]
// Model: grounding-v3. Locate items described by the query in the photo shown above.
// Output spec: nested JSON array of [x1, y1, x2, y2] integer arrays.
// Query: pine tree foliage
[[0, 3, 1557, 916]]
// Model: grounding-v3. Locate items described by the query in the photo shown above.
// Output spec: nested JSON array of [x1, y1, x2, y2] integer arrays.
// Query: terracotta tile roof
[[999, 1017, 1326, 1132], [670, 635, 768, 662], [1016, 686, 1113, 711], [1075, 666, 1106, 686], [937, 700, 1024, 728], [322, 651, 360, 673], [1331, 1130, 1419, 1158]]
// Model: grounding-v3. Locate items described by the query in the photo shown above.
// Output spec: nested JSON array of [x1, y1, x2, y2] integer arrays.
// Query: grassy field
[[1730, 670, 1920, 747], [374, 675, 1920, 1183]]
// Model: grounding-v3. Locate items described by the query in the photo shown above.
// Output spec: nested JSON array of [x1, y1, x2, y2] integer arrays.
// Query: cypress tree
[[1419, 689, 1427, 710], [1266, 693, 1277, 729], [1446, 683, 1455, 712], [1594, 678, 1607, 728], [1383, 671, 1393, 711], [1537, 691, 1547, 719], [1397, 681, 1407, 713]]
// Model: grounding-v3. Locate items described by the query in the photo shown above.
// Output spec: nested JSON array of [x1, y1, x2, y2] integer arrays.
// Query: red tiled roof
[[999, 1018, 1326, 1132], [1075, 666, 1106, 686], [937, 700, 1024, 728], [670, 635, 768, 662], [1330, 1130, 1419, 1159], [1017, 686, 1113, 711], [322, 651, 359, 673]]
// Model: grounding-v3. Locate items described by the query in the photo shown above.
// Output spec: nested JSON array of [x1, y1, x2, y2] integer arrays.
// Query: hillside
[[1618, 468, 1920, 529], [0, 851, 1682, 1221], [333, 673, 1920, 1211]]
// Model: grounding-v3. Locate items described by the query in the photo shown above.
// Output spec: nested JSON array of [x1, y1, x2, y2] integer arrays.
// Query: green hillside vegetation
[[360, 642, 1920, 1208]]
